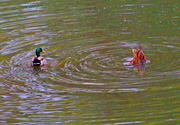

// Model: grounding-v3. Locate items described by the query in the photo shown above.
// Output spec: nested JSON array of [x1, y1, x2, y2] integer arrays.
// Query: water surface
[[0, 0, 179, 124]]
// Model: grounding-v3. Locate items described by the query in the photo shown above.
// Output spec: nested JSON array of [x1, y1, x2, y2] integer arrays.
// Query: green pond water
[[0, 0, 179, 124]]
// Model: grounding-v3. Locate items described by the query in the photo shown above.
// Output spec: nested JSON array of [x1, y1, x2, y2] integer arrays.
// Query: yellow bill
[[42, 49, 46, 53]]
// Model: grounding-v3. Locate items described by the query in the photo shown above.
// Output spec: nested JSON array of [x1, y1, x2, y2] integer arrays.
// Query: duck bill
[[42, 49, 46, 53]]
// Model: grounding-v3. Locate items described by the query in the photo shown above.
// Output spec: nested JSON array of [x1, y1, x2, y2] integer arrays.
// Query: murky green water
[[0, 0, 179, 124]]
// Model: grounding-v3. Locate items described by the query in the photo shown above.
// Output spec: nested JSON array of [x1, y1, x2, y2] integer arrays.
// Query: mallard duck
[[32, 47, 47, 66], [130, 46, 146, 65]]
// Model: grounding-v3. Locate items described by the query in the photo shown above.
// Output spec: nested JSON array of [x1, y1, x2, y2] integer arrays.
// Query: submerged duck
[[130, 46, 146, 65], [32, 47, 47, 66]]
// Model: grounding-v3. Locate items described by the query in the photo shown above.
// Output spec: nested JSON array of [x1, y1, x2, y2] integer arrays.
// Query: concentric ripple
[[44, 41, 180, 92], [1, 40, 179, 93], [52, 42, 132, 84]]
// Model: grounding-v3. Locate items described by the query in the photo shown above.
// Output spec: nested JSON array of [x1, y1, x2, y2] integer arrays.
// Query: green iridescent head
[[36, 47, 46, 57]]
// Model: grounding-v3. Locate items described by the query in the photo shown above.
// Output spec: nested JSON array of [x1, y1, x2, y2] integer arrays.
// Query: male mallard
[[32, 47, 47, 66], [130, 46, 146, 65]]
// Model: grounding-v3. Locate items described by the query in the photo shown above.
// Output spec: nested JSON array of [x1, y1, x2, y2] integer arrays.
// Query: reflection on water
[[133, 64, 146, 75], [32, 66, 46, 73], [0, 0, 179, 124]]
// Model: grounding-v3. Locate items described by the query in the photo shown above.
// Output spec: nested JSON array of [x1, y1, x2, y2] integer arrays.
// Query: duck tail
[[33, 58, 41, 66]]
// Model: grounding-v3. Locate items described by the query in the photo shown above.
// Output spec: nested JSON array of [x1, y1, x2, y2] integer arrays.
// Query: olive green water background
[[0, 0, 179, 124]]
